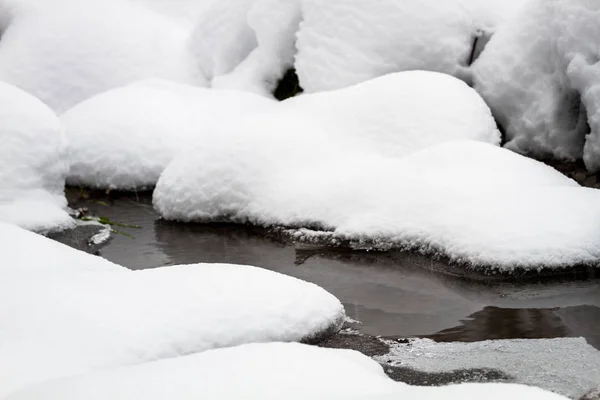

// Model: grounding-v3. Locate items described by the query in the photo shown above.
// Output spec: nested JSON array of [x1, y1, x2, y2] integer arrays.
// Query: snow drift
[[474, 0, 600, 172], [0, 222, 344, 397], [0, 81, 71, 232]]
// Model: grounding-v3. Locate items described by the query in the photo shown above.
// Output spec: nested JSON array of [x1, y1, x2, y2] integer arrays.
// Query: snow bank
[[377, 338, 600, 399], [0, 0, 204, 113], [0, 222, 344, 397], [474, 0, 600, 172], [0, 81, 71, 232], [63, 80, 276, 190], [6, 342, 568, 400]]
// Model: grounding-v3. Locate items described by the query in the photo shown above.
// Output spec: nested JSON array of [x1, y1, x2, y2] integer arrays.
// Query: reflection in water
[[426, 306, 569, 342], [75, 194, 600, 348]]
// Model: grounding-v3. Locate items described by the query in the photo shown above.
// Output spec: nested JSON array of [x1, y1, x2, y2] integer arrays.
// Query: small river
[[73, 193, 600, 349]]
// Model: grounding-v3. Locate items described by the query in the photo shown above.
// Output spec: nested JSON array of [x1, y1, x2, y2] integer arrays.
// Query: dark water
[[74, 193, 600, 349]]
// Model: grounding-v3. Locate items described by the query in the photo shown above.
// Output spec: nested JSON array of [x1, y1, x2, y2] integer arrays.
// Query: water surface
[[73, 193, 600, 349]]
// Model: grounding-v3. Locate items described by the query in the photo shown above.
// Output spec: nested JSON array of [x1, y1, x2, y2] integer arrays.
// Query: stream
[[73, 193, 600, 350]]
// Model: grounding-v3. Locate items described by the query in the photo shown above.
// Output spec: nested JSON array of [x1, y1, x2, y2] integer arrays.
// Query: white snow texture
[[63, 80, 276, 190], [0, 222, 344, 397], [0, 0, 205, 113], [0, 81, 71, 232], [474, 0, 600, 171]]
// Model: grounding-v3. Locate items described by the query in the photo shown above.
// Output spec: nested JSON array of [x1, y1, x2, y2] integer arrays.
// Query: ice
[[0, 81, 72, 232], [0, 222, 344, 397], [63, 79, 276, 190], [5, 342, 568, 400], [0, 0, 204, 113], [474, 0, 600, 172], [376, 338, 600, 399]]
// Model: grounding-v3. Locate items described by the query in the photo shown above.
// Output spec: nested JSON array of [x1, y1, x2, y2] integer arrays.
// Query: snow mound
[[63, 80, 276, 190], [474, 0, 600, 171], [0, 222, 344, 397], [284, 71, 501, 158], [6, 342, 568, 400], [0, 81, 72, 232], [0, 0, 204, 113]]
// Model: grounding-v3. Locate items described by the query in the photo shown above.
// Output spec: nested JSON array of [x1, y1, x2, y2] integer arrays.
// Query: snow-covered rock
[[474, 0, 600, 172], [155, 128, 600, 270], [151, 71, 600, 271], [0, 81, 72, 232], [5, 342, 568, 400], [0, 222, 344, 397], [0, 0, 204, 113], [63, 80, 276, 190]]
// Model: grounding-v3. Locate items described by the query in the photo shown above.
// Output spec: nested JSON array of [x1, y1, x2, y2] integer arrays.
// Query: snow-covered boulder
[[474, 0, 600, 172], [0, 81, 72, 232], [155, 124, 600, 270], [0, 222, 344, 397], [5, 342, 568, 400], [63, 80, 276, 190], [0, 0, 204, 114]]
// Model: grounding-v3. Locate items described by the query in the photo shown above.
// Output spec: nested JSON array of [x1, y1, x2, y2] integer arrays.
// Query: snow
[[0, 81, 72, 232], [294, 0, 529, 93], [62, 79, 276, 190], [0, 222, 344, 397], [212, 0, 302, 96], [376, 338, 600, 399], [155, 94, 600, 270], [283, 71, 501, 158], [474, 0, 600, 172], [5, 342, 569, 400], [295, 0, 474, 92], [153, 71, 600, 270], [0, 0, 204, 114]]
